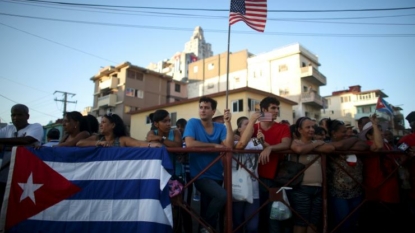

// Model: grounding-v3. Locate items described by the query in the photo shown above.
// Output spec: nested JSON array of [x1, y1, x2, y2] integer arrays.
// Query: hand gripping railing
[[166, 147, 411, 233]]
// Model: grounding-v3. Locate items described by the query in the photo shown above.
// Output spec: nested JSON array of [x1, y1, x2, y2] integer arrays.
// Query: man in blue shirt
[[183, 96, 233, 233]]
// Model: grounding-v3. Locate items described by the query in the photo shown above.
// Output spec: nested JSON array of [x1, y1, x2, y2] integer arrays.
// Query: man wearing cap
[[398, 111, 415, 219], [0, 104, 44, 207]]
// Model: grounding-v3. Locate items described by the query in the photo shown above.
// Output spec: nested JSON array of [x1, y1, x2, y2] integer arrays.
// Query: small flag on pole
[[229, 0, 267, 32], [376, 97, 394, 115]]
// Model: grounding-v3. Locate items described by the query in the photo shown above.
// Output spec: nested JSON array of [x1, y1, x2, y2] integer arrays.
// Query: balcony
[[301, 92, 323, 108], [97, 94, 117, 108], [300, 66, 327, 86], [99, 77, 118, 90]]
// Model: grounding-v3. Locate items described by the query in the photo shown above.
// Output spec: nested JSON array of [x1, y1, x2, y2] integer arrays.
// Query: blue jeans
[[194, 178, 226, 229], [233, 199, 260, 233], [259, 178, 293, 233], [329, 195, 363, 233]]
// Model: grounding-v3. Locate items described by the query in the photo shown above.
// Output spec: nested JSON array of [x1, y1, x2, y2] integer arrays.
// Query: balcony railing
[[99, 77, 118, 90], [301, 92, 323, 107], [300, 66, 327, 86], [97, 94, 117, 108]]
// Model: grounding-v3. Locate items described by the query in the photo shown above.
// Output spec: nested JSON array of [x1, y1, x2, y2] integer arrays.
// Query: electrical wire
[[12, 0, 415, 13], [0, 94, 62, 118], [4, 0, 415, 21], [1, 14, 414, 37], [0, 22, 119, 64]]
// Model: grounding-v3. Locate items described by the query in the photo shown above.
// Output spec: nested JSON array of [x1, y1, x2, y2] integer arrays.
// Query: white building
[[187, 44, 327, 122], [147, 26, 213, 81], [321, 85, 405, 134], [184, 26, 213, 59]]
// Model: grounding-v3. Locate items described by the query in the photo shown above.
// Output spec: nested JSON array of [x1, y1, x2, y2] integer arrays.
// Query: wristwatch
[[161, 136, 166, 143]]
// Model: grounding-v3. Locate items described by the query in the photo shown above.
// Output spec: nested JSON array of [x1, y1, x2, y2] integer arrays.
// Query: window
[[175, 84, 181, 92], [279, 64, 288, 72], [303, 86, 308, 92], [232, 99, 244, 112], [293, 111, 296, 119], [248, 98, 260, 111], [208, 63, 214, 70], [170, 112, 177, 125], [341, 96, 351, 103], [126, 70, 143, 81], [136, 72, 144, 81], [126, 88, 135, 97], [305, 111, 309, 117], [302, 62, 306, 67], [136, 90, 144, 98], [193, 66, 198, 73], [127, 70, 135, 79], [146, 116, 152, 124]]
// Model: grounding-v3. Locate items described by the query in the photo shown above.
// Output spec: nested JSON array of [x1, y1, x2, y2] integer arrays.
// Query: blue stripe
[[69, 180, 163, 200], [9, 220, 172, 233]]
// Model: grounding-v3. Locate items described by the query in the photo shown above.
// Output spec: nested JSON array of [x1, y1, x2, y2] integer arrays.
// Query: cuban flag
[[0, 146, 173, 233], [376, 97, 394, 115]]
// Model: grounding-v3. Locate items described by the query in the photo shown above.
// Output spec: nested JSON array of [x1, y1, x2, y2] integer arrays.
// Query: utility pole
[[54, 91, 77, 117]]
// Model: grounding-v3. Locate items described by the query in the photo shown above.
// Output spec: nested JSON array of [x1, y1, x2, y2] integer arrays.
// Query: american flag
[[229, 0, 267, 32]]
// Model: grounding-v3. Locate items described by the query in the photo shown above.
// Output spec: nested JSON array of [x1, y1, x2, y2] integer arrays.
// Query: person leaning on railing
[[359, 114, 401, 232], [232, 112, 262, 233], [326, 118, 369, 233], [57, 111, 90, 147], [76, 113, 161, 148], [289, 117, 335, 233]]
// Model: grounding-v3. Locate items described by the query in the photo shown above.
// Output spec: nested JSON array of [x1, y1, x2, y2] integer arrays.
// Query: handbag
[[274, 155, 305, 187], [232, 154, 254, 203]]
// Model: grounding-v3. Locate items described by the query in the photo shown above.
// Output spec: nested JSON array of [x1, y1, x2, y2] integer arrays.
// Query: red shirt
[[363, 141, 400, 203], [399, 133, 415, 200], [254, 122, 291, 179]]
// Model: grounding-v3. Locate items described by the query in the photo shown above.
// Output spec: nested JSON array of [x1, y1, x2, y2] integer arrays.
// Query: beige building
[[321, 85, 405, 134], [187, 49, 253, 98], [90, 62, 188, 130], [186, 44, 327, 122], [130, 87, 297, 140]]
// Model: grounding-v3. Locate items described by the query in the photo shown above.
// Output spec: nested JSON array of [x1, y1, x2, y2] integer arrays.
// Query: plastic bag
[[232, 156, 253, 203], [270, 187, 292, 220]]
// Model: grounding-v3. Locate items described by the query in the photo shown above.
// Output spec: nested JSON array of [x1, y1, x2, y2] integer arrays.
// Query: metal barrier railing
[[166, 147, 410, 233]]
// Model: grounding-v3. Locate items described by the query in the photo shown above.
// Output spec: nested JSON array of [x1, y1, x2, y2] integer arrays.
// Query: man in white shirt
[[0, 104, 43, 207]]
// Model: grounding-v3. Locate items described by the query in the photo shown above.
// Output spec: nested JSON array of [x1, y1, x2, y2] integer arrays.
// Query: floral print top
[[327, 154, 363, 199]]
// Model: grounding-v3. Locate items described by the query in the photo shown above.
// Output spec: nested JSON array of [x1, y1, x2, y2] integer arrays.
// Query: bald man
[[0, 104, 43, 206]]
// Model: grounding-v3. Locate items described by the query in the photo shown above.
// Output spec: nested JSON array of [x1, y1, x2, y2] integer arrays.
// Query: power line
[[0, 94, 62, 118], [0, 22, 118, 64], [13, 0, 415, 13], [1, 14, 414, 37], [4, 0, 415, 21], [54, 90, 77, 116]]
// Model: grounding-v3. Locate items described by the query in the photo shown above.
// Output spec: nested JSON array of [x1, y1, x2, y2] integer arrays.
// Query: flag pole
[[225, 24, 231, 110]]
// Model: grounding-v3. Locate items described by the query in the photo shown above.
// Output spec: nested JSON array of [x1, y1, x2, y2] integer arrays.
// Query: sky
[[0, 0, 414, 126]]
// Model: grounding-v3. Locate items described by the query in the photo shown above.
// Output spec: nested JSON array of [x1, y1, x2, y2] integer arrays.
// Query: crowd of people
[[1, 98, 415, 233]]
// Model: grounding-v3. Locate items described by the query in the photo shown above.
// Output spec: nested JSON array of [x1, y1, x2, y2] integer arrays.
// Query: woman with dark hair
[[289, 117, 334, 233], [146, 109, 182, 148], [58, 111, 90, 147], [84, 114, 99, 135], [232, 113, 262, 233], [77, 113, 161, 148], [326, 118, 368, 233]]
